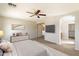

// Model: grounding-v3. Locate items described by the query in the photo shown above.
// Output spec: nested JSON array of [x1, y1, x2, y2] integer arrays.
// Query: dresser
[[10, 35, 30, 43]]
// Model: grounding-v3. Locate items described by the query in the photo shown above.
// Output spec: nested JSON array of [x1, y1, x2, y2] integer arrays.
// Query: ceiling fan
[[26, 9, 46, 18], [8, 3, 16, 7]]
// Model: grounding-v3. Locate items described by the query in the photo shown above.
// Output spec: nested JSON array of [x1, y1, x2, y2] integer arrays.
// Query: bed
[[4, 37, 48, 56], [3, 38, 67, 56], [12, 40, 48, 56]]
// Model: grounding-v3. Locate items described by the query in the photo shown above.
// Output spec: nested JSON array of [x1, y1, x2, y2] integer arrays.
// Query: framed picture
[[12, 24, 25, 30]]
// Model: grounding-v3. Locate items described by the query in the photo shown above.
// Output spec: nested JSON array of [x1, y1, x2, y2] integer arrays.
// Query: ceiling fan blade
[[39, 14, 46, 16], [37, 16, 40, 18], [8, 3, 16, 7], [26, 12, 34, 14], [35, 10, 40, 15], [30, 14, 35, 17]]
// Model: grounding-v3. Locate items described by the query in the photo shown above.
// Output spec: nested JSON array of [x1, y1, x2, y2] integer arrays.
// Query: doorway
[[60, 15, 75, 49], [37, 23, 45, 39], [68, 24, 75, 40]]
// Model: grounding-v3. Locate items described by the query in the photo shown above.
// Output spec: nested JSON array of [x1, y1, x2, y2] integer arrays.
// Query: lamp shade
[[0, 30, 4, 37]]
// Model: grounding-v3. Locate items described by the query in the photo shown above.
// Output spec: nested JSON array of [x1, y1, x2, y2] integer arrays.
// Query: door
[[68, 24, 75, 39]]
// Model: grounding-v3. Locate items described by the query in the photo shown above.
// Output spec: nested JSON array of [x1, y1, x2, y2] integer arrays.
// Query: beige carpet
[[33, 37, 79, 56]]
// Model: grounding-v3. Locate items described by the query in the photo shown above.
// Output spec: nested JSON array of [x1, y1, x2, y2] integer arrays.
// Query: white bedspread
[[4, 40, 68, 56], [13, 40, 48, 56]]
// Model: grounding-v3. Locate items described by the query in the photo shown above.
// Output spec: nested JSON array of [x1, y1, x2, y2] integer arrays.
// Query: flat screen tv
[[45, 25, 55, 33]]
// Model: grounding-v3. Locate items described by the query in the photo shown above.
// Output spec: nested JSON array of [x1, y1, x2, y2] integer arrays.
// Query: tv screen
[[45, 25, 55, 33]]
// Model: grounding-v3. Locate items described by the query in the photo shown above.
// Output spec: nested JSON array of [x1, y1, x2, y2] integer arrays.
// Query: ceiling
[[0, 3, 79, 20]]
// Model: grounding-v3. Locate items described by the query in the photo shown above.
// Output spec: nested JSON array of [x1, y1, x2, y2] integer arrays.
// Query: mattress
[[13, 40, 48, 56]]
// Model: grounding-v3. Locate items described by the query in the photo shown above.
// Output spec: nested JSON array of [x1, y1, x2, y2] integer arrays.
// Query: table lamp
[[0, 30, 4, 43]]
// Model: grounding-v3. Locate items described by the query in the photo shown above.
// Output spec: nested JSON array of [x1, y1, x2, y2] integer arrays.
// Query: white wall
[[44, 16, 60, 44], [0, 18, 3, 30], [75, 16, 79, 50], [74, 12, 79, 50], [60, 16, 75, 40], [0, 16, 37, 41]]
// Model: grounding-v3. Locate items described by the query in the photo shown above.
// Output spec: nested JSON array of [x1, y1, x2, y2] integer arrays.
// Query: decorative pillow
[[0, 42, 12, 53], [0, 48, 4, 56]]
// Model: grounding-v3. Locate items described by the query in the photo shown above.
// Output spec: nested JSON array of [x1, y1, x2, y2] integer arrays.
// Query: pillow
[[0, 42, 12, 53], [0, 48, 4, 56]]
